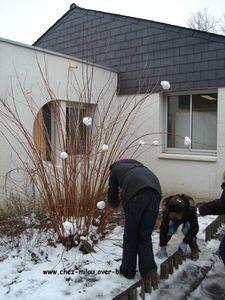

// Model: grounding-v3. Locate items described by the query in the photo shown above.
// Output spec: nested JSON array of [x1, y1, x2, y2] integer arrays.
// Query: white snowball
[[97, 201, 106, 210], [152, 140, 159, 146], [63, 221, 74, 237], [83, 117, 92, 127], [184, 136, 191, 146], [60, 151, 68, 160], [160, 81, 171, 90], [139, 139, 145, 145], [101, 144, 109, 151]]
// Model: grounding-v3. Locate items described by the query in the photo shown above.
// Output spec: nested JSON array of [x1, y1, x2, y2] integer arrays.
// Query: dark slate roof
[[33, 4, 225, 95]]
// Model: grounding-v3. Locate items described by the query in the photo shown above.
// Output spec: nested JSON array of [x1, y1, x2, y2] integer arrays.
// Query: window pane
[[192, 94, 217, 150], [66, 105, 87, 155], [42, 103, 52, 161], [167, 95, 190, 148]]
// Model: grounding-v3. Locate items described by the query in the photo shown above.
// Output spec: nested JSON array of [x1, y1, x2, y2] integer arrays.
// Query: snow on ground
[[147, 215, 225, 300], [0, 215, 224, 300]]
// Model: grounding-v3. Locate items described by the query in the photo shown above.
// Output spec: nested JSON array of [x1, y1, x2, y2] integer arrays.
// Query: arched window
[[33, 102, 51, 161], [33, 101, 95, 160]]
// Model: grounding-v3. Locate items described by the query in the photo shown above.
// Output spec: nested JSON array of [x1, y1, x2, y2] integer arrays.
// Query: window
[[33, 102, 52, 161], [166, 92, 217, 153], [33, 101, 94, 161], [66, 104, 88, 155]]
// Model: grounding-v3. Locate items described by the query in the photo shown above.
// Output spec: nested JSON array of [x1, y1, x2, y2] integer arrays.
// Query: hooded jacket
[[108, 159, 161, 208], [198, 182, 225, 216], [159, 203, 199, 246]]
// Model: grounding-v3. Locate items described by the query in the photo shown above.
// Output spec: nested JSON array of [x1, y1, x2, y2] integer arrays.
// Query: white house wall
[[118, 88, 225, 201], [1, 38, 225, 205], [0, 38, 118, 204]]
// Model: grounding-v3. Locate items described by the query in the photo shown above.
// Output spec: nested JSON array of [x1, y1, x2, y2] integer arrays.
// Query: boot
[[189, 239, 200, 260]]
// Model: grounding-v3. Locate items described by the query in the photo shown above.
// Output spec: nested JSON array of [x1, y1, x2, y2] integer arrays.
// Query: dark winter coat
[[108, 159, 161, 208], [198, 182, 225, 216], [159, 205, 199, 246]]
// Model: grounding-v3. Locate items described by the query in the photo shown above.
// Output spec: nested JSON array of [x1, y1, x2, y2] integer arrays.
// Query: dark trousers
[[120, 188, 160, 278], [219, 234, 225, 266]]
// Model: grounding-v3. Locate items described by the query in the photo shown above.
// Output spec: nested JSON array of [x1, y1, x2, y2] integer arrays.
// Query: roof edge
[[0, 37, 117, 74], [33, 3, 225, 46]]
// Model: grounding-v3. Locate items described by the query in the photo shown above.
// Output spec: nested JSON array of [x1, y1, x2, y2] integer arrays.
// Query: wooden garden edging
[[111, 278, 144, 300], [205, 214, 225, 241], [111, 251, 185, 300], [160, 250, 184, 280], [111, 271, 158, 300], [112, 214, 225, 300]]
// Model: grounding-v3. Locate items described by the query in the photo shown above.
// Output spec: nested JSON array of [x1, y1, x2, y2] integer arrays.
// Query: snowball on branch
[[139, 139, 145, 145], [82, 117, 92, 127], [60, 151, 68, 160], [101, 144, 109, 152], [160, 81, 170, 90], [184, 136, 191, 146], [152, 140, 159, 146], [97, 201, 106, 210]]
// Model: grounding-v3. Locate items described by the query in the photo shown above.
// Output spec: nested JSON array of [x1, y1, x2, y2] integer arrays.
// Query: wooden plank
[[160, 261, 169, 279]]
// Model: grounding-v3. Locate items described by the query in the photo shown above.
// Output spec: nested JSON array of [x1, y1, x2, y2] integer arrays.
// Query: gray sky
[[1, 0, 224, 45]]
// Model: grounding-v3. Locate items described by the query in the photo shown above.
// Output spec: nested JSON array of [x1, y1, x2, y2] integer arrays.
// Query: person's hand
[[178, 241, 187, 255], [196, 202, 204, 217], [156, 246, 168, 259]]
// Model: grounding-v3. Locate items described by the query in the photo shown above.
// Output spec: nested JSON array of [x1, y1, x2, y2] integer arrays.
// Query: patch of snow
[[62, 221, 75, 237], [79, 236, 88, 241], [0, 216, 224, 300]]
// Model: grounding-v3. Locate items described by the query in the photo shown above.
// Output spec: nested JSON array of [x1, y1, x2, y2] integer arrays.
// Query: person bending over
[[108, 158, 161, 279], [156, 194, 199, 260]]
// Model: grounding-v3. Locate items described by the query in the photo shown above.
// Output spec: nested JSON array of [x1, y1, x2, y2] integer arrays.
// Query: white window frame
[[40, 100, 95, 162], [163, 89, 218, 156]]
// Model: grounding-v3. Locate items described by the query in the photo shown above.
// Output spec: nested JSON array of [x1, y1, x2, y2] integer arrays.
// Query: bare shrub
[[0, 59, 159, 250]]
